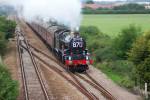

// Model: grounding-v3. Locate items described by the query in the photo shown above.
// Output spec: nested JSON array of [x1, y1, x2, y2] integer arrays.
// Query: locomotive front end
[[63, 32, 93, 72]]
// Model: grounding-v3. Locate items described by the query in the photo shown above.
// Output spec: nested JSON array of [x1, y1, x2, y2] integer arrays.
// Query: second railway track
[[16, 26, 50, 100]]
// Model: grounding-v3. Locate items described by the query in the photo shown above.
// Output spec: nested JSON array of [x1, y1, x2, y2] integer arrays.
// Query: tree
[[85, 0, 94, 4], [0, 32, 7, 56], [0, 17, 16, 39], [113, 3, 145, 11], [128, 31, 150, 89], [80, 26, 115, 62], [113, 25, 141, 59]]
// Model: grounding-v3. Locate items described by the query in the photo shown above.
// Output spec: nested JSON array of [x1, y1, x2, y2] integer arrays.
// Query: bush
[[0, 63, 18, 100], [80, 26, 116, 62], [121, 77, 134, 89], [113, 25, 141, 59], [93, 37, 117, 62], [137, 58, 150, 90], [0, 32, 7, 56], [80, 26, 100, 36], [0, 16, 16, 56], [128, 31, 150, 89], [0, 17, 16, 39]]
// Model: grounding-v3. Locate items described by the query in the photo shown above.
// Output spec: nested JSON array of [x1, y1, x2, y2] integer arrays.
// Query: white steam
[[7, 0, 82, 30]]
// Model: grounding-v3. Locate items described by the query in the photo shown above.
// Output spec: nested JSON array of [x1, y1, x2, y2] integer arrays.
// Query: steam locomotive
[[28, 22, 93, 72]]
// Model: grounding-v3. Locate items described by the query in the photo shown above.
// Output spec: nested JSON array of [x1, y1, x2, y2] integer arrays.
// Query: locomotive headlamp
[[68, 56, 73, 65], [86, 56, 89, 60], [86, 56, 90, 65], [68, 56, 72, 60]]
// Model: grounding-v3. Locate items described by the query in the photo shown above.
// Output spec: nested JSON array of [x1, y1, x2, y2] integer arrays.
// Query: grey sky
[[94, 0, 125, 1]]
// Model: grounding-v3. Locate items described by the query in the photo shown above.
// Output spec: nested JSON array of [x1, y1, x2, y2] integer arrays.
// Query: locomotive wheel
[[67, 66, 75, 73], [77, 68, 86, 73], [78, 69, 86, 73], [76, 65, 87, 73]]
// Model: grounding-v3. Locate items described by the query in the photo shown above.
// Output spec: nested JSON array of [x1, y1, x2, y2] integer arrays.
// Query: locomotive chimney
[[74, 31, 79, 38], [70, 27, 80, 38]]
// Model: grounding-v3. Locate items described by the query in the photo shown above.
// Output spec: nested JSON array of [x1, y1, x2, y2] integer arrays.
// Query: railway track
[[16, 26, 50, 100], [22, 43, 97, 100], [16, 18, 116, 99], [25, 43, 117, 100]]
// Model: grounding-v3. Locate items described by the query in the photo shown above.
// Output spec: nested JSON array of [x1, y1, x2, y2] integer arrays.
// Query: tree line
[[83, 3, 150, 14]]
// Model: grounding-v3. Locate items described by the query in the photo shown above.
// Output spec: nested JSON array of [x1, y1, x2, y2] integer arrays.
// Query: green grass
[[81, 14, 150, 37], [100, 67, 123, 84], [96, 61, 134, 88]]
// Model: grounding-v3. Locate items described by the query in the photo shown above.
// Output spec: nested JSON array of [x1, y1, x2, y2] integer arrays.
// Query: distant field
[[81, 14, 150, 37]]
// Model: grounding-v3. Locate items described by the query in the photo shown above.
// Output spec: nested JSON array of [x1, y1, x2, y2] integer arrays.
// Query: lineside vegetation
[[80, 24, 150, 92], [0, 16, 18, 100], [0, 63, 19, 100]]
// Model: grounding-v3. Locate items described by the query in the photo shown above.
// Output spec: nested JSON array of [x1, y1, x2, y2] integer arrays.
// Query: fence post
[[145, 83, 148, 99], [0, 55, 2, 63]]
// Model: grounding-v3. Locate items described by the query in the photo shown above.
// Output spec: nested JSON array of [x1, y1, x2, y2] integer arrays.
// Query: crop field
[[81, 14, 150, 37]]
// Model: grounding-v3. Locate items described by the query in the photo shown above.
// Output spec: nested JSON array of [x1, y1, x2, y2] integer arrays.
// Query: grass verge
[[96, 60, 135, 89]]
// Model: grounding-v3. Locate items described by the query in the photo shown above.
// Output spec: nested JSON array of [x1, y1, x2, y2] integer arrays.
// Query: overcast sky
[[0, 0, 126, 3], [1, 0, 126, 2], [93, 0, 125, 1]]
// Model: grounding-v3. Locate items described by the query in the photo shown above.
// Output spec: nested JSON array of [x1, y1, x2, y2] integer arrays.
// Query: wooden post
[[0, 55, 2, 63], [145, 83, 148, 99]]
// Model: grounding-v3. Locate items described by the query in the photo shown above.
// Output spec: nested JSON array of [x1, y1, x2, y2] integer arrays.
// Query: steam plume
[[7, 0, 82, 30]]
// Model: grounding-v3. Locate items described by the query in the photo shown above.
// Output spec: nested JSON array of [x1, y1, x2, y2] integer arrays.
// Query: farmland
[[81, 14, 150, 37]]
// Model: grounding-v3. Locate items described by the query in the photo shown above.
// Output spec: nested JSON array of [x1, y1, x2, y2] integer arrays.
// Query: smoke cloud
[[7, 0, 82, 30]]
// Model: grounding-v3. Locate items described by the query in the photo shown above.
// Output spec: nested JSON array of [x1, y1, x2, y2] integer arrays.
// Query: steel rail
[[16, 28, 50, 100], [32, 52, 96, 100], [76, 73, 117, 100], [16, 32, 29, 100], [28, 44, 117, 100], [22, 34, 50, 100]]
